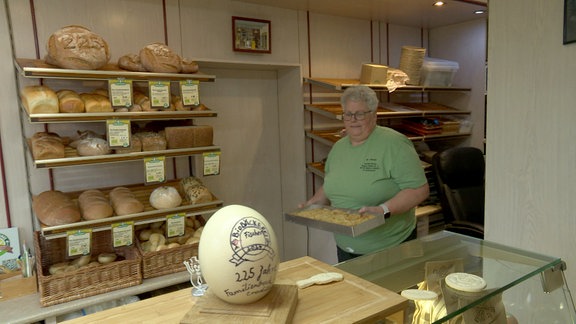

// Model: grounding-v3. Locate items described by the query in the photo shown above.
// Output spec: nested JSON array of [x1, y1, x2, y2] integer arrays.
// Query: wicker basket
[[136, 239, 199, 279], [34, 230, 142, 307]]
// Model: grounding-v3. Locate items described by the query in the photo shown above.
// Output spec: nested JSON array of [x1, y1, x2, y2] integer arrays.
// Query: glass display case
[[335, 231, 576, 323]]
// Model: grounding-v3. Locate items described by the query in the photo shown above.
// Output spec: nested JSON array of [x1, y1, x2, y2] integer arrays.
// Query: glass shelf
[[335, 231, 576, 323]]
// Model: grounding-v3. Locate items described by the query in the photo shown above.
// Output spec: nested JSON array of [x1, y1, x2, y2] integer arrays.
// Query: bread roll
[[31, 131, 65, 160], [165, 126, 213, 149], [97, 253, 117, 264], [56, 89, 85, 113], [80, 93, 113, 112], [118, 54, 147, 72], [46, 25, 110, 70], [21, 85, 59, 114], [109, 187, 144, 216], [78, 189, 113, 220], [76, 138, 111, 156], [139, 43, 182, 73], [33, 190, 81, 226]]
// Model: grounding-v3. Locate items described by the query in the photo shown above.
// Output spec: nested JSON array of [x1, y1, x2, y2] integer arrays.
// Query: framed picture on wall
[[232, 16, 271, 53], [564, 0, 576, 44]]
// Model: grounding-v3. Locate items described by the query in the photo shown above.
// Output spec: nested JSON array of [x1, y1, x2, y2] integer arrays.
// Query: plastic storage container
[[420, 57, 459, 87]]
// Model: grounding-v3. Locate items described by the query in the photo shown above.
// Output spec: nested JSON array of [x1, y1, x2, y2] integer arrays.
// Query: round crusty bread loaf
[[78, 189, 114, 220], [139, 43, 182, 73], [118, 54, 147, 72], [76, 138, 111, 156], [33, 190, 81, 226], [46, 25, 110, 70], [180, 58, 199, 74]]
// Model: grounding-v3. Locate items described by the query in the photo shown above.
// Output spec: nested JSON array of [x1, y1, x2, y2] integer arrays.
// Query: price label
[[66, 229, 92, 257], [149, 81, 171, 109], [203, 152, 221, 176], [144, 156, 166, 184], [106, 119, 131, 148], [180, 80, 200, 106], [112, 221, 134, 247], [109, 78, 133, 108], [166, 213, 185, 238]]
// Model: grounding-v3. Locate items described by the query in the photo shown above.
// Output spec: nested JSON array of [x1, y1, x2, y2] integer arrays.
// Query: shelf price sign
[[180, 80, 200, 107], [112, 221, 134, 247], [66, 229, 92, 257], [166, 213, 185, 238], [109, 78, 133, 108], [144, 156, 166, 184], [107, 119, 131, 148], [149, 81, 171, 109], [203, 151, 221, 176]]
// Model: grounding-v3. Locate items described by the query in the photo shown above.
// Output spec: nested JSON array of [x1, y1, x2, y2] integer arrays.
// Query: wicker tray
[[34, 230, 142, 307], [136, 239, 199, 279]]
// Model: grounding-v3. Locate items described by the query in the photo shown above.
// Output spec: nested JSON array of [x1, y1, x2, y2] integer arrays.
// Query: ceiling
[[232, 0, 488, 28]]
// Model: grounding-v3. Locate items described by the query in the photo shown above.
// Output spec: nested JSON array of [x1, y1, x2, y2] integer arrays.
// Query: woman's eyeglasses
[[342, 111, 372, 121]]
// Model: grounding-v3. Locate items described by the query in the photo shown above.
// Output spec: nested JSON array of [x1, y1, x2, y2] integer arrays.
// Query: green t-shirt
[[323, 126, 427, 255]]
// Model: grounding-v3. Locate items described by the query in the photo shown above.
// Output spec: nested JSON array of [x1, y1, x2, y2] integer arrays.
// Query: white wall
[[486, 0, 576, 295]]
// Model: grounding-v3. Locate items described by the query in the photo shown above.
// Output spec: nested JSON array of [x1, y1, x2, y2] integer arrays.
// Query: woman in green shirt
[[301, 85, 429, 262]]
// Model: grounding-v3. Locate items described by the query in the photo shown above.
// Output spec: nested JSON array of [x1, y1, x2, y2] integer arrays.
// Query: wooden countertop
[[63, 256, 407, 323]]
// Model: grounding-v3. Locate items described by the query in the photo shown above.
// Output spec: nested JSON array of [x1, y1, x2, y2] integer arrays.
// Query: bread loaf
[[31, 132, 65, 160], [180, 58, 199, 74], [133, 91, 152, 111], [149, 186, 182, 209], [165, 126, 213, 149], [46, 25, 110, 70], [180, 176, 212, 204], [118, 54, 147, 72], [139, 43, 182, 73], [21, 85, 59, 114], [76, 137, 111, 156], [109, 187, 144, 216], [56, 89, 85, 113], [33, 190, 81, 226], [80, 93, 113, 112], [134, 132, 167, 151], [78, 189, 113, 220], [114, 134, 142, 154]]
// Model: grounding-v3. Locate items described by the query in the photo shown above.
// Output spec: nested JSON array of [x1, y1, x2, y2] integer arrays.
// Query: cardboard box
[[0, 272, 37, 301], [360, 64, 388, 84]]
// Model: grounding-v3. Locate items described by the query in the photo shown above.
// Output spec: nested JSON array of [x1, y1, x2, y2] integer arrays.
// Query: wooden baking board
[[180, 284, 298, 323]]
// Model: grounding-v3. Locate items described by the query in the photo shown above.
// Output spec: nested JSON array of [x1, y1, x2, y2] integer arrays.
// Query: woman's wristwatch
[[379, 203, 391, 219]]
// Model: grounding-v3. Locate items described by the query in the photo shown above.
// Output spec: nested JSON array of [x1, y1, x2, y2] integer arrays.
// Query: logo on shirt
[[360, 158, 380, 172]]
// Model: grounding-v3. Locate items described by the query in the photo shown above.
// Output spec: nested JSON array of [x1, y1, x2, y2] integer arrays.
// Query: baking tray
[[284, 204, 385, 237]]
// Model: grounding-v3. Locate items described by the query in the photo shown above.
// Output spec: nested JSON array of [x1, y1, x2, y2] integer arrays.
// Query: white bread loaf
[[149, 186, 182, 209], [46, 25, 110, 70], [21, 85, 59, 114], [109, 187, 144, 216], [78, 189, 113, 220], [118, 54, 147, 72], [139, 43, 182, 73], [31, 131, 65, 160], [33, 190, 81, 226], [79, 93, 113, 112], [165, 126, 213, 149], [56, 89, 85, 113]]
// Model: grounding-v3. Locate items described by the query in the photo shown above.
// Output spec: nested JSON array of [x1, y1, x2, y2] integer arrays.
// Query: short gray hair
[[340, 86, 379, 112]]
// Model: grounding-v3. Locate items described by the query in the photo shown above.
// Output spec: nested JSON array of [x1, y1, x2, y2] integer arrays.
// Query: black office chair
[[432, 146, 485, 239]]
